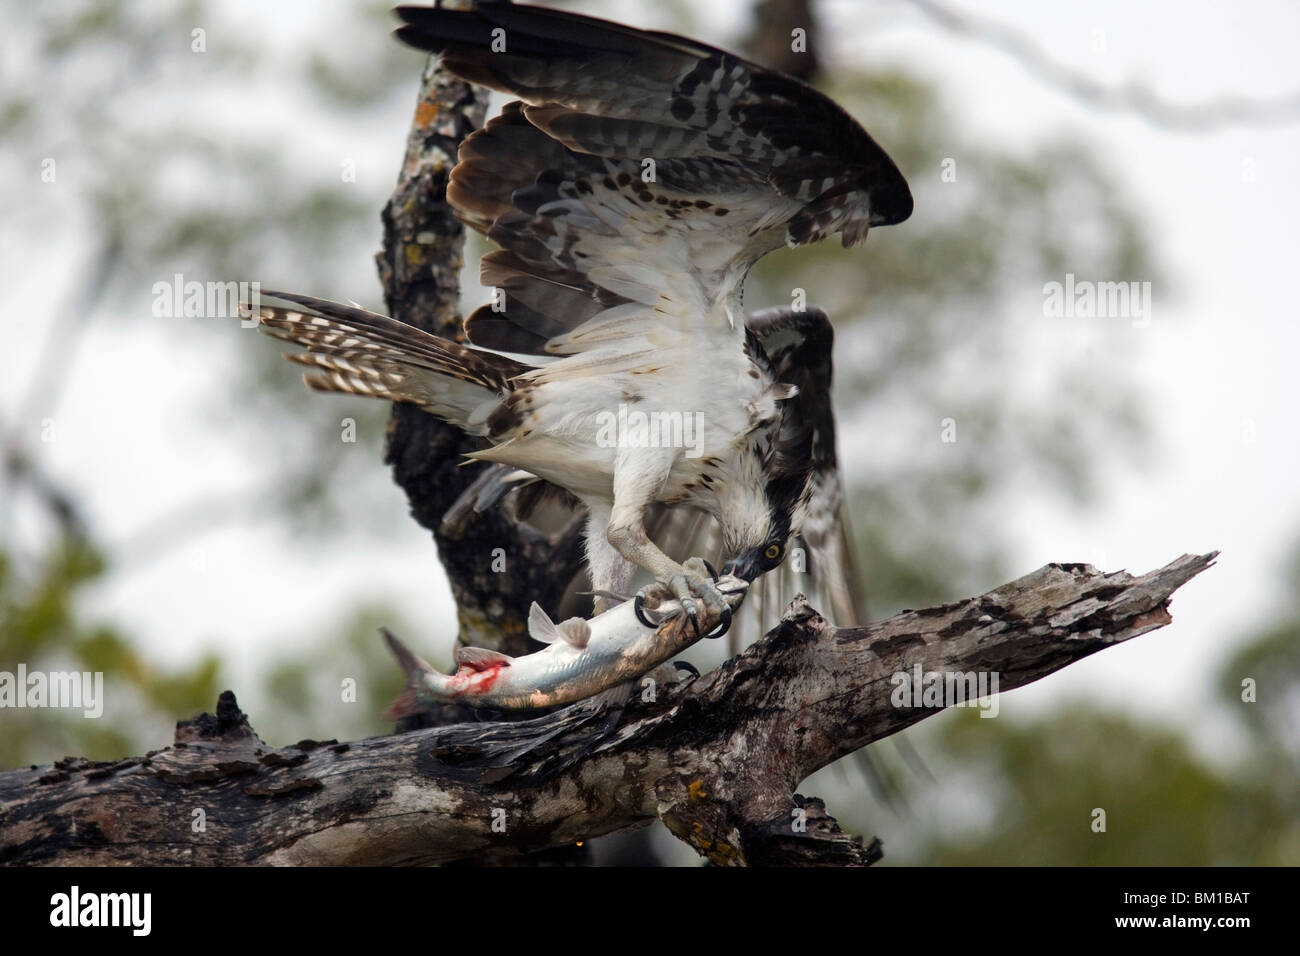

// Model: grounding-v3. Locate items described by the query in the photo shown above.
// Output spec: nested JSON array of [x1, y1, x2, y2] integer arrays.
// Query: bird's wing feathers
[[395, 2, 911, 357], [746, 306, 865, 626]]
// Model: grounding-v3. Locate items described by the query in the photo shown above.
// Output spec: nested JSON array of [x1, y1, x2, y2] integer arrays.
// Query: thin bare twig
[[904, 0, 1300, 130]]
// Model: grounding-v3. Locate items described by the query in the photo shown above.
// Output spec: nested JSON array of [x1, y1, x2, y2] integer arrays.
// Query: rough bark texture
[[376, 60, 588, 669], [0, 553, 1215, 866]]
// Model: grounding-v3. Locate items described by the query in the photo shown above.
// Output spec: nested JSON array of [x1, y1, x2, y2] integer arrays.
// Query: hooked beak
[[720, 552, 762, 583]]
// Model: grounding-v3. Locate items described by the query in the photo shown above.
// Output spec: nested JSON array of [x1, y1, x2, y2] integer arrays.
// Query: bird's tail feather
[[244, 291, 534, 435]]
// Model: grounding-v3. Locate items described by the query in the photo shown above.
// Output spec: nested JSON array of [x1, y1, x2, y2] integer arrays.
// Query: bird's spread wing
[[395, 2, 911, 357]]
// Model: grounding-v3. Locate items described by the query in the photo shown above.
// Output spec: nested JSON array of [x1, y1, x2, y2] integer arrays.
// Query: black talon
[[673, 661, 700, 679], [633, 593, 657, 629], [687, 611, 701, 640], [704, 606, 732, 640]]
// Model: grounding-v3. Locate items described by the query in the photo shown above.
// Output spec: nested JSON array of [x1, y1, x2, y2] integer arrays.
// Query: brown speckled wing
[[394, 2, 911, 356]]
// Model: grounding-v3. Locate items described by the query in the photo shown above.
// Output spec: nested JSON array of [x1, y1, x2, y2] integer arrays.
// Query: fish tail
[[381, 627, 442, 720], [383, 688, 425, 721]]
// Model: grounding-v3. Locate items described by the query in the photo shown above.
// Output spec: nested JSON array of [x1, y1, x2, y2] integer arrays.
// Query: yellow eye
[[764, 543, 782, 561]]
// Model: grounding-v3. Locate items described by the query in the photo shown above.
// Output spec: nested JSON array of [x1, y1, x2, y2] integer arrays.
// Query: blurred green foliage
[[0, 538, 219, 767], [908, 705, 1296, 865]]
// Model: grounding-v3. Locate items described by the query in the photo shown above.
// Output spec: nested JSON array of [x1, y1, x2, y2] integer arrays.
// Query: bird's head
[[720, 536, 788, 583], [719, 310, 832, 583], [718, 468, 807, 583]]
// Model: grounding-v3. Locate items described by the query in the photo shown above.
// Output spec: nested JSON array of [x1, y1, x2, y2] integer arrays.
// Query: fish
[[382, 575, 748, 714]]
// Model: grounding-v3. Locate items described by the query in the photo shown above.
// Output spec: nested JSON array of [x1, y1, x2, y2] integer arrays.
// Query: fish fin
[[556, 617, 591, 649], [381, 627, 438, 720], [527, 603, 590, 648], [573, 681, 634, 712], [455, 645, 514, 671], [578, 589, 632, 605], [382, 627, 437, 678], [383, 688, 425, 722], [527, 601, 561, 644]]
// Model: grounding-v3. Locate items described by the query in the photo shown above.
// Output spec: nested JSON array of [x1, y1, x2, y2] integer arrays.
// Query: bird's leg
[[582, 500, 637, 614], [634, 551, 732, 639], [606, 450, 730, 636]]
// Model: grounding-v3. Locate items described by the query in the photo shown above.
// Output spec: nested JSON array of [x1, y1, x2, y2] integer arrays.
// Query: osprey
[[250, 2, 911, 637]]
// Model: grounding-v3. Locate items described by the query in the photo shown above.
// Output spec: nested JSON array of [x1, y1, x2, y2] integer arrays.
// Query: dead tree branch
[[903, 0, 1300, 130], [0, 553, 1215, 866]]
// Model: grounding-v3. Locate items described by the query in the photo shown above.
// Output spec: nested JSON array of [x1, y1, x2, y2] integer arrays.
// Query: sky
[[4, 0, 1299, 763]]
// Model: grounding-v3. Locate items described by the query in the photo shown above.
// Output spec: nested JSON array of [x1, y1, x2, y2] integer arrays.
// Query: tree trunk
[[376, 59, 588, 672]]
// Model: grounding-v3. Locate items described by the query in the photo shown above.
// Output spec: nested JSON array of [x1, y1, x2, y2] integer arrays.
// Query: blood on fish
[[446, 663, 505, 696]]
